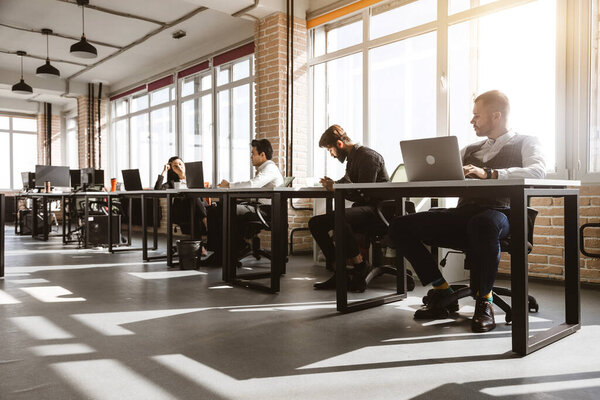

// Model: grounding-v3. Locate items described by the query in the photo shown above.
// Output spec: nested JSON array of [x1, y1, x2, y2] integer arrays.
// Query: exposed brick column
[[255, 13, 312, 251], [36, 114, 61, 165], [77, 96, 109, 173]]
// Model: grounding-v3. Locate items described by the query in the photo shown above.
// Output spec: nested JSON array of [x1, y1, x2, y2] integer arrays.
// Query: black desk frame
[[334, 182, 580, 356]]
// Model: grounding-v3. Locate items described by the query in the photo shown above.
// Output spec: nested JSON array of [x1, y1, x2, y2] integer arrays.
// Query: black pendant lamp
[[12, 51, 33, 95], [70, 0, 97, 59], [36, 29, 61, 78]]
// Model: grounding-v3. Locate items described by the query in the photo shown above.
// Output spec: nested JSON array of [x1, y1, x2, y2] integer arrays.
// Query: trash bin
[[177, 240, 203, 270]]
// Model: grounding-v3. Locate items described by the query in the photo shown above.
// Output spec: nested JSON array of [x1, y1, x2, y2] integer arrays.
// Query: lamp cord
[[20, 55, 23, 79], [82, 5, 85, 36]]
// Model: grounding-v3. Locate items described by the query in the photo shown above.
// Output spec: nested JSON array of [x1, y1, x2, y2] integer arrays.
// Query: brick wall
[[36, 114, 61, 165], [498, 183, 600, 283], [255, 13, 312, 251], [77, 96, 109, 173]]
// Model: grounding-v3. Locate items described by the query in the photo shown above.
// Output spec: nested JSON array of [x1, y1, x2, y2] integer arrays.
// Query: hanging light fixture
[[12, 51, 33, 95], [70, 0, 97, 59], [36, 28, 61, 78]]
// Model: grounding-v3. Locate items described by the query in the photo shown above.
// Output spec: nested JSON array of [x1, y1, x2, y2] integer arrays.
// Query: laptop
[[400, 136, 465, 182], [122, 169, 143, 191], [185, 161, 205, 188]]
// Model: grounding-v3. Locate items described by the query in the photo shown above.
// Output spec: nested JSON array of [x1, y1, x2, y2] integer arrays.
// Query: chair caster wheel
[[529, 303, 539, 313]]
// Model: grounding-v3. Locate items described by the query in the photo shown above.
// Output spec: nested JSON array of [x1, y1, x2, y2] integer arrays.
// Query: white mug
[[173, 182, 181, 189]]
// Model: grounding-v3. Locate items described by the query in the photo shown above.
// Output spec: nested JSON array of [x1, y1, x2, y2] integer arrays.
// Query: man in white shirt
[[388, 90, 546, 333], [217, 139, 284, 256]]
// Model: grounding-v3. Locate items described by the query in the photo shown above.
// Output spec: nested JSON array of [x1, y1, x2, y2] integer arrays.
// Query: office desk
[[1, 194, 4, 277], [17, 192, 71, 242], [334, 179, 580, 356], [226, 187, 332, 292]]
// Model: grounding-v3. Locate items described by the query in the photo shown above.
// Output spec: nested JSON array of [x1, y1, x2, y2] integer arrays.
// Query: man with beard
[[388, 90, 546, 333], [309, 124, 389, 292]]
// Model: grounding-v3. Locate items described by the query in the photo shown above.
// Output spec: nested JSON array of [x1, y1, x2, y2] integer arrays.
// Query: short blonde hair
[[475, 90, 510, 118]]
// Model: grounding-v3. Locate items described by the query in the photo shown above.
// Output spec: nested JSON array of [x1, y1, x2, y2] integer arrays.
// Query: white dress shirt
[[460, 130, 546, 179], [229, 160, 284, 189]]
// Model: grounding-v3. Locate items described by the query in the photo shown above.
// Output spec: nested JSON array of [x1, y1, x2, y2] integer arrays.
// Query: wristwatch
[[485, 168, 493, 179]]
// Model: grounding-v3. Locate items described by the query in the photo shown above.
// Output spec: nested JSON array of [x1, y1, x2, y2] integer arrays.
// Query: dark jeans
[[388, 204, 510, 296], [309, 204, 378, 264]]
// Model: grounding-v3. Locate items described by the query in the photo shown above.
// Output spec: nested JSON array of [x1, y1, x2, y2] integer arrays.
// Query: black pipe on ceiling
[[285, 0, 290, 177], [45, 102, 52, 165], [290, 0, 294, 179], [97, 82, 102, 169], [87, 83, 92, 167]]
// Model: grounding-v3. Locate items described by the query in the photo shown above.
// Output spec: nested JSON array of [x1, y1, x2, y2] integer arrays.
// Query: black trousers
[[172, 197, 208, 240], [308, 204, 378, 264]]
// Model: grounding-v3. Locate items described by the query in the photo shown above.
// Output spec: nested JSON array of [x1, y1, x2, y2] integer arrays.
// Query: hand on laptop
[[320, 176, 334, 191], [463, 164, 486, 179], [217, 179, 230, 188]]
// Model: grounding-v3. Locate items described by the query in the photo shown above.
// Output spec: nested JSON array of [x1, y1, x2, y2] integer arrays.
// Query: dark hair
[[474, 90, 510, 119], [167, 156, 181, 182], [251, 139, 274, 160], [318, 124, 352, 148]]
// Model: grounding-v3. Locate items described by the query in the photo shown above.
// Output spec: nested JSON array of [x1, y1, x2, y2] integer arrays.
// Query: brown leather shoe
[[472, 298, 496, 332]]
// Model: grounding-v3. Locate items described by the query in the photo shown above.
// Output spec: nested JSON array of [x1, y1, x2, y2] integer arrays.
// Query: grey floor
[[1, 226, 600, 400]]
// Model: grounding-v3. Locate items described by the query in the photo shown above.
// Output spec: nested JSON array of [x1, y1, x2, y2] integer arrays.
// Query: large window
[[310, 0, 563, 178], [65, 116, 78, 169], [110, 87, 176, 187], [0, 114, 38, 189]]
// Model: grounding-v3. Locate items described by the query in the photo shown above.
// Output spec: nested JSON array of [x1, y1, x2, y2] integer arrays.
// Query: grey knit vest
[[458, 134, 528, 209]]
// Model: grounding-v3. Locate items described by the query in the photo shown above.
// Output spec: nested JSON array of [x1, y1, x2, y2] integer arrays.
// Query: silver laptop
[[400, 136, 465, 182]]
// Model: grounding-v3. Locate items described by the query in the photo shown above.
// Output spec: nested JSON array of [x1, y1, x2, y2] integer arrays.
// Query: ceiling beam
[[0, 49, 89, 67], [55, 0, 167, 26], [67, 6, 209, 81], [0, 23, 122, 50]]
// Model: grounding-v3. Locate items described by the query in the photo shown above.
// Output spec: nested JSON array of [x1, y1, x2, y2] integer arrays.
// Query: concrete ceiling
[[0, 0, 323, 112]]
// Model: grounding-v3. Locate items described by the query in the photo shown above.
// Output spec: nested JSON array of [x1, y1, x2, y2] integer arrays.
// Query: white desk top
[[334, 179, 580, 190]]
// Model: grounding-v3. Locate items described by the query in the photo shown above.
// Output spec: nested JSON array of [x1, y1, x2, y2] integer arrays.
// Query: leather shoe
[[471, 298, 496, 332], [349, 261, 371, 293], [314, 274, 336, 290], [414, 289, 459, 320]]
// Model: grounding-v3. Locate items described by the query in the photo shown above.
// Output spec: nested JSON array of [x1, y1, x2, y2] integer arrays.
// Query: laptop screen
[[185, 161, 204, 189], [122, 169, 143, 191]]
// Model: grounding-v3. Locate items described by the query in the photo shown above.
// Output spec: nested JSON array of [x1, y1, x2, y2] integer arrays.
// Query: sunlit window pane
[[448, 0, 556, 170], [0, 132, 10, 188], [232, 85, 251, 182], [449, 0, 500, 15], [218, 90, 231, 180], [130, 114, 150, 186], [326, 18, 362, 54], [13, 133, 37, 189], [13, 117, 37, 132], [218, 68, 230, 86], [115, 99, 128, 117], [589, 0, 600, 172], [150, 106, 176, 184], [131, 95, 148, 113], [202, 75, 212, 90], [0, 116, 8, 130], [233, 59, 250, 81], [114, 119, 129, 177], [370, 0, 436, 40], [150, 87, 170, 106], [370, 32, 436, 171]]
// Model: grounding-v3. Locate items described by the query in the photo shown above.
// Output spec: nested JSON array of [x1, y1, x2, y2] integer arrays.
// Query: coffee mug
[[174, 182, 182, 189]]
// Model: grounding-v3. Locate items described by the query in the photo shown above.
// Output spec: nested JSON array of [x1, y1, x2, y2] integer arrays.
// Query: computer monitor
[[35, 165, 70, 187], [185, 161, 204, 188], [81, 168, 104, 186], [70, 169, 81, 188], [122, 169, 143, 191], [21, 172, 35, 190]]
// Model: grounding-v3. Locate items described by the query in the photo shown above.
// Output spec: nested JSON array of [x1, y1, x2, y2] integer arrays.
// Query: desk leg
[[221, 195, 230, 282], [564, 194, 580, 325], [227, 196, 237, 283], [127, 197, 132, 245], [153, 198, 158, 250], [141, 195, 148, 261], [84, 196, 89, 248], [14, 196, 18, 235], [1, 195, 5, 277], [280, 197, 289, 276], [32, 197, 38, 238], [43, 197, 49, 241], [167, 194, 173, 267], [510, 191, 528, 355], [396, 197, 407, 295], [270, 193, 282, 292], [335, 191, 347, 311], [62, 196, 67, 243], [108, 195, 113, 253]]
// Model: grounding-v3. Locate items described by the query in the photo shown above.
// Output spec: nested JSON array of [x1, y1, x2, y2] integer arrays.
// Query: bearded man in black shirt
[[309, 124, 389, 292]]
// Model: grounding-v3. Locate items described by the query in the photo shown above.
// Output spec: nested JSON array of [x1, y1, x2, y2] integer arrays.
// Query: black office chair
[[238, 176, 295, 263], [580, 222, 600, 258], [421, 207, 540, 323]]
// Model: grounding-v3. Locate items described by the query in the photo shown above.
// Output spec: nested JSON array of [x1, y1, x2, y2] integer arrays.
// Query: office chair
[[355, 164, 416, 291], [580, 222, 600, 258], [421, 207, 540, 323], [238, 176, 295, 263]]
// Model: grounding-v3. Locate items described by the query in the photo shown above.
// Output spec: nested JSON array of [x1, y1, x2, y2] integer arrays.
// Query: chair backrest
[[282, 176, 295, 187], [390, 164, 408, 183]]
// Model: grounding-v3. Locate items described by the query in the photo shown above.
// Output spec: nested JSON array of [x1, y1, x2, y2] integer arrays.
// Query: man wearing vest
[[388, 90, 546, 333]]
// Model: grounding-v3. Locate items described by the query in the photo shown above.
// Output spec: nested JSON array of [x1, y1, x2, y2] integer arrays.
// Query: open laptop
[[185, 161, 205, 188], [400, 136, 465, 182], [122, 169, 143, 191]]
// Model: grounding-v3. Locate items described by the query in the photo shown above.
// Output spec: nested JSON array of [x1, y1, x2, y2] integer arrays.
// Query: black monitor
[[35, 165, 70, 187], [122, 169, 143, 191], [21, 172, 35, 190], [70, 169, 81, 188], [81, 168, 104, 186], [185, 161, 204, 189]]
